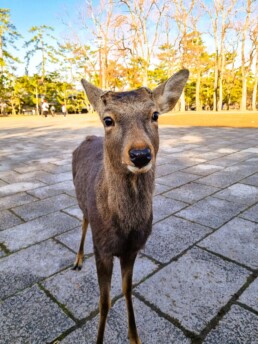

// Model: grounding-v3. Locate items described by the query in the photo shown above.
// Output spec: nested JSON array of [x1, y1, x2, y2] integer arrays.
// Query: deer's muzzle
[[129, 148, 152, 169]]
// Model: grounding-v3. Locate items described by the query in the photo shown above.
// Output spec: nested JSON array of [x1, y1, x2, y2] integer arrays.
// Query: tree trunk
[[218, 47, 225, 110], [218, 72, 223, 110], [143, 62, 148, 86], [196, 70, 201, 111], [252, 77, 257, 110], [180, 92, 185, 112], [252, 42, 258, 111], [240, 0, 251, 111], [213, 62, 218, 111], [0, 35, 3, 76], [11, 95, 16, 115], [35, 84, 39, 115], [241, 75, 247, 111]]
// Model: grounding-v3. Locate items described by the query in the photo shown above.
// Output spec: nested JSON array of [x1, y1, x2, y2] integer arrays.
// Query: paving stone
[[240, 203, 258, 223], [199, 217, 258, 269], [246, 157, 258, 165], [0, 285, 74, 344], [0, 181, 45, 197], [0, 239, 74, 299], [0, 211, 80, 251], [0, 192, 37, 210], [182, 163, 224, 176], [41, 162, 71, 174], [52, 158, 72, 166], [156, 171, 199, 188], [153, 195, 187, 223], [156, 163, 183, 177], [214, 183, 258, 205], [0, 170, 52, 184], [35, 171, 72, 185], [62, 204, 83, 220], [223, 163, 258, 177], [0, 180, 7, 187], [166, 157, 206, 169], [144, 216, 212, 263], [27, 180, 75, 199], [154, 182, 172, 195], [243, 148, 258, 153], [0, 209, 23, 231], [239, 278, 258, 312], [14, 163, 53, 173], [136, 247, 250, 334], [43, 255, 158, 320], [208, 152, 254, 168], [203, 305, 258, 344], [241, 173, 258, 187], [156, 154, 171, 165], [177, 196, 246, 229], [30, 157, 61, 164], [197, 171, 244, 188], [61, 297, 190, 344], [192, 151, 224, 161], [216, 147, 238, 154], [56, 226, 94, 254], [12, 194, 77, 221], [163, 182, 219, 204]]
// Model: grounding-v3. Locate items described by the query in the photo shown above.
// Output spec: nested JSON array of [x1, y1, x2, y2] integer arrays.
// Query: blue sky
[[2, 0, 85, 75], [1, 0, 246, 76], [2, 0, 79, 39]]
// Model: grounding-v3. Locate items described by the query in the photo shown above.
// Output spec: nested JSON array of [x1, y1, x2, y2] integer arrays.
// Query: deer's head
[[81, 69, 189, 174]]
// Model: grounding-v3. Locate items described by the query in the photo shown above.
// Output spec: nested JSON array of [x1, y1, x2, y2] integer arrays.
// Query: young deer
[[72, 69, 189, 344]]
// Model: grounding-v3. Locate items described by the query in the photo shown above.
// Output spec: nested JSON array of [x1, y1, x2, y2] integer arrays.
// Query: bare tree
[[202, 0, 237, 111], [239, 0, 252, 111], [169, 0, 195, 111], [251, 23, 258, 110], [119, 0, 168, 86]]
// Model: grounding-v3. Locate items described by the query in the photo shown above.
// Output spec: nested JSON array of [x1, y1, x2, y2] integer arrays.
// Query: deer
[[72, 69, 189, 344]]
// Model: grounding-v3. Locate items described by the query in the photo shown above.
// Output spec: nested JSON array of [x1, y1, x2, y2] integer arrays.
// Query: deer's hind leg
[[72, 216, 88, 270]]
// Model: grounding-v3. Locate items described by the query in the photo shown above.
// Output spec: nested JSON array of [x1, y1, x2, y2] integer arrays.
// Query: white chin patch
[[127, 162, 152, 174]]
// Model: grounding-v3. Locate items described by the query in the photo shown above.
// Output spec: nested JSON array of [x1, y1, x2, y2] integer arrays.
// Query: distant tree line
[[0, 1, 257, 115]]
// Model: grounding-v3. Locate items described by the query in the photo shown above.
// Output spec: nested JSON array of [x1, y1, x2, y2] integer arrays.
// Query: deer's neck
[[97, 155, 155, 233]]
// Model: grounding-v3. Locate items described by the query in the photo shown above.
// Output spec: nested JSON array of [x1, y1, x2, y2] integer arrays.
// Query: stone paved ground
[[0, 115, 258, 344]]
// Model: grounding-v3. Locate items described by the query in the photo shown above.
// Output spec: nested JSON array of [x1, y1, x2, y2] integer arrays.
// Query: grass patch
[[159, 111, 258, 128]]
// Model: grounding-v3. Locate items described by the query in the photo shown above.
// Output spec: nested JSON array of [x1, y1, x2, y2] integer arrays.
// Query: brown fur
[[72, 70, 189, 344]]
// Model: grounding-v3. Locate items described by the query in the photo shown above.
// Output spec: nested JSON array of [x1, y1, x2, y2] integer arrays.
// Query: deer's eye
[[152, 111, 159, 122], [103, 117, 114, 127]]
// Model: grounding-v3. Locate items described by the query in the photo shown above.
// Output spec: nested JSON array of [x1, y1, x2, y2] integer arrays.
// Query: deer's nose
[[129, 148, 152, 168]]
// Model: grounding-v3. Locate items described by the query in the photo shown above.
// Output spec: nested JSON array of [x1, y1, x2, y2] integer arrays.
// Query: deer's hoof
[[71, 263, 82, 271], [129, 336, 141, 344], [130, 340, 141, 344], [72, 256, 83, 270]]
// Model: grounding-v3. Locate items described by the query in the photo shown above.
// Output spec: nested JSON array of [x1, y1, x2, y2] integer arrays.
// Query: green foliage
[[24, 25, 58, 78]]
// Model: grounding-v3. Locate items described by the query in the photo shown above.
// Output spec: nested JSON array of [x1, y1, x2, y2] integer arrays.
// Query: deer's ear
[[81, 79, 104, 113], [153, 69, 189, 114]]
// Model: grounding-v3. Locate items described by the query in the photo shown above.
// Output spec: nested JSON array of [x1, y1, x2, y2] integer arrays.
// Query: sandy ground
[[2, 110, 258, 128]]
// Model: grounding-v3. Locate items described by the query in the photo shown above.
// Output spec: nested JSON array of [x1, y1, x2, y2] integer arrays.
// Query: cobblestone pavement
[[1, 115, 258, 344]]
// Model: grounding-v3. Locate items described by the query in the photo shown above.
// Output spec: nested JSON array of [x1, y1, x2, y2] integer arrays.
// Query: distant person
[[42, 100, 49, 117], [62, 104, 67, 117], [50, 105, 55, 117]]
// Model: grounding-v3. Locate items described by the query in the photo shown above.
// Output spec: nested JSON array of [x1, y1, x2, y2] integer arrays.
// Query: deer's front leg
[[95, 252, 113, 344], [120, 253, 141, 344], [72, 216, 88, 270]]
